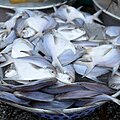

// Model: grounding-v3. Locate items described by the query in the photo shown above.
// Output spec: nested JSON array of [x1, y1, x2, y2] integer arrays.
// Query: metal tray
[[0, 0, 69, 10], [93, 0, 120, 25]]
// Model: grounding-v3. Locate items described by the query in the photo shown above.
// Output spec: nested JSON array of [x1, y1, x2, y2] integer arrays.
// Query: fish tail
[[3, 75, 18, 81], [90, 77, 104, 83], [104, 94, 120, 106], [52, 57, 64, 73], [53, 5, 57, 12], [52, 110, 69, 118], [93, 10, 103, 24], [77, 6, 83, 11], [82, 62, 95, 77], [74, 61, 95, 77], [0, 54, 13, 68], [89, 35, 97, 41], [112, 65, 119, 76]]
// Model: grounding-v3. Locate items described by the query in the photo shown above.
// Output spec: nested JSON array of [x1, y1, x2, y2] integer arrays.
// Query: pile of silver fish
[[0, 5, 120, 114]]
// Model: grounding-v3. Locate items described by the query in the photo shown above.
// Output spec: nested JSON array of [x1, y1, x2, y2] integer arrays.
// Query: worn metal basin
[[0, 0, 75, 22], [93, 0, 120, 26]]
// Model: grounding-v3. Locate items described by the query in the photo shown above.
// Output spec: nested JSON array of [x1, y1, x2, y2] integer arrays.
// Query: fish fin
[[77, 6, 83, 11], [0, 54, 13, 67], [108, 36, 120, 45], [89, 76, 104, 83], [0, 44, 13, 54], [112, 90, 120, 98], [6, 12, 14, 17], [82, 62, 95, 77], [86, 94, 120, 106], [74, 61, 94, 77], [104, 94, 120, 106], [51, 109, 69, 118], [69, 21, 76, 25], [115, 71, 120, 76], [89, 35, 97, 41], [103, 48, 112, 56], [53, 5, 57, 12], [20, 50, 40, 57], [29, 63, 42, 69], [85, 48, 92, 54], [29, 32, 43, 41], [78, 57, 92, 62], [93, 10, 103, 23], [52, 57, 64, 73], [3, 75, 19, 81], [20, 51, 32, 56], [112, 65, 119, 76], [116, 36, 120, 45]]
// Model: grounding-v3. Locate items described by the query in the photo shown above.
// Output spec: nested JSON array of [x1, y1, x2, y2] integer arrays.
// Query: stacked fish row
[[0, 5, 120, 114]]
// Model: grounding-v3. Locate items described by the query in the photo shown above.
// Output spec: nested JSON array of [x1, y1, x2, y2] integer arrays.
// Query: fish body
[[0, 54, 56, 80], [11, 38, 34, 58], [74, 63, 109, 82], [54, 5, 85, 22], [56, 24, 86, 41]]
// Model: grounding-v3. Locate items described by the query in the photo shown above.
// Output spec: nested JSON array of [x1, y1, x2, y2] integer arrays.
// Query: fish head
[[41, 68, 57, 78], [57, 73, 74, 84], [5, 69, 17, 78], [21, 27, 36, 38]]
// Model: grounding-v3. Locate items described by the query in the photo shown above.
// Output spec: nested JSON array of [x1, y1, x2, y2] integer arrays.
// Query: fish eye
[[68, 77, 71, 80], [51, 70, 55, 74], [5, 70, 10, 73]]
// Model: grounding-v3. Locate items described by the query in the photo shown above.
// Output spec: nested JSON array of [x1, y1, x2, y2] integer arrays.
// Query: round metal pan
[[0, 0, 75, 22], [0, 0, 68, 10]]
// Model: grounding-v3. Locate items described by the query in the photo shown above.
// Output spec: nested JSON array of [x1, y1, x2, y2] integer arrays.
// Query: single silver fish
[[10, 78, 57, 91], [0, 54, 56, 81], [14, 91, 54, 102]]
